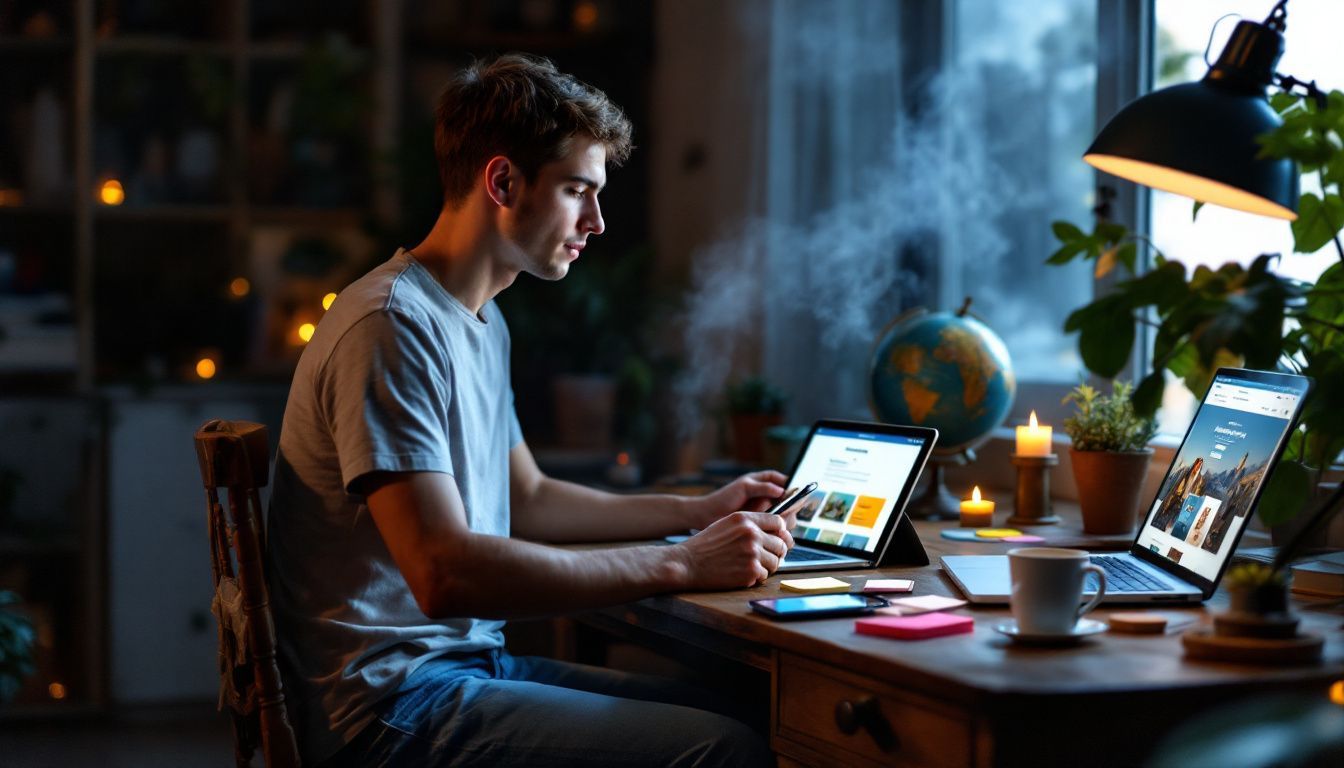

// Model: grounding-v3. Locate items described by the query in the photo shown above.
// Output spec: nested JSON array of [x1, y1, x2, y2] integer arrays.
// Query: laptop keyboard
[[1087, 556, 1171, 592], [784, 547, 834, 563]]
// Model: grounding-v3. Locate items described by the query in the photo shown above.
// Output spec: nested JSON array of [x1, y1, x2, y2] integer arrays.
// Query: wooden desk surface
[[576, 514, 1344, 767]]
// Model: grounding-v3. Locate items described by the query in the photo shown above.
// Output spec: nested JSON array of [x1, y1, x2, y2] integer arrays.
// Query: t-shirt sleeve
[[319, 310, 454, 492]]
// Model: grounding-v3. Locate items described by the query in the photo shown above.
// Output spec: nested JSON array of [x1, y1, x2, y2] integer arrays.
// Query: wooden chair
[[195, 419, 302, 768]]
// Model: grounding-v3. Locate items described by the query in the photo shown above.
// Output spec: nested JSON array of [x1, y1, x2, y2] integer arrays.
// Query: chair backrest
[[195, 419, 301, 768]]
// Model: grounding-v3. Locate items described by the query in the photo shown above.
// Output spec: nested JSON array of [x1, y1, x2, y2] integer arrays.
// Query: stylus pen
[[768, 481, 818, 515]]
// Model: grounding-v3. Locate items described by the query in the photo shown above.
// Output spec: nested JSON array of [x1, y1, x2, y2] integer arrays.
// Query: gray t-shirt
[[267, 248, 522, 764]]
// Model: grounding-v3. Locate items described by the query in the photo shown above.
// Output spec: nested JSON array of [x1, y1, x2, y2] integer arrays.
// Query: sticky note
[[856, 612, 974, 640], [941, 529, 984, 541], [1003, 534, 1046, 543], [861, 579, 914, 594], [974, 528, 1023, 538], [878, 595, 967, 616], [780, 576, 851, 594]]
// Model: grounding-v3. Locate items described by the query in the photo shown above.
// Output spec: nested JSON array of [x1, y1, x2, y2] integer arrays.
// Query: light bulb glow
[[1083, 154, 1297, 220], [98, 179, 125, 206], [195, 358, 217, 379], [298, 323, 316, 343]]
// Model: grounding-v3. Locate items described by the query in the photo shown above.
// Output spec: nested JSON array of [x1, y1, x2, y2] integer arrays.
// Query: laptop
[[769, 419, 938, 572], [943, 368, 1312, 604]]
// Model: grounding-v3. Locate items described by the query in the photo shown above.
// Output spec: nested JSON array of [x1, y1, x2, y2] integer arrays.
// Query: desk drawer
[[776, 654, 972, 768]]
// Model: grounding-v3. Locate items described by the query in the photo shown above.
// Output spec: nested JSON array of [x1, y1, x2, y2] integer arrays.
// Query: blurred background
[[1, 0, 1340, 760]]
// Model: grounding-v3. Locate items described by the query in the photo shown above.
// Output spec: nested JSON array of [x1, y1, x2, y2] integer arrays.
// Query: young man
[[267, 55, 797, 767]]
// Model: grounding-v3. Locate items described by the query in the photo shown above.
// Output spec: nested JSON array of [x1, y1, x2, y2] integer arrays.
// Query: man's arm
[[508, 441, 789, 543], [365, 470, 795, 621]]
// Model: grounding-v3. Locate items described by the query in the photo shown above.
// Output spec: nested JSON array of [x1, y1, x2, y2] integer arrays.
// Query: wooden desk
[[572, 517, 1344, 767]]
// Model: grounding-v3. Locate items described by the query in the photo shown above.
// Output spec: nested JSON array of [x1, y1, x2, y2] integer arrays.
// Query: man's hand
[[688, 470, 788, 530], [675, 511, 796, 590]]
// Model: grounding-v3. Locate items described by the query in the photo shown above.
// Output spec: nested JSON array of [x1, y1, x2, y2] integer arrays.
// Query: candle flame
[[972, 486, 982, 503], [1029, 410, 1038, 428]]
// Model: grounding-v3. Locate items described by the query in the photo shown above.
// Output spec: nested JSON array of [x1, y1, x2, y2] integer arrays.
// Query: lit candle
[[959, 486, 995, 527], [1016, 410, 1053, 457]]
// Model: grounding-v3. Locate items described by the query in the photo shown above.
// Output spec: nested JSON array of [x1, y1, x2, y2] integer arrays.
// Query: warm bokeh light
[[616, 451, 630, 466], [971, 486, 982, 503], [48, 682, 67, 700], [322, 292, 338, 310], [1083, 154, 1297, 220], [195, 357, 217, 380], [0, 188, 22, 206], [298, 323, 316, 343], [98, 178, 125, 206], [229, 277, 251, 298], [1331, 680, 1344, 706], [573, 0, 599, 32]]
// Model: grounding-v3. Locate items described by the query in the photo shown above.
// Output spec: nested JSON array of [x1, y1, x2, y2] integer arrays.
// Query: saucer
[[993, 617, 1107, 645]]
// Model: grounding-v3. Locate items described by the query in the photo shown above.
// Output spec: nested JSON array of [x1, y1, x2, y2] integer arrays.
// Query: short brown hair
[[434, 54, 633, 206]]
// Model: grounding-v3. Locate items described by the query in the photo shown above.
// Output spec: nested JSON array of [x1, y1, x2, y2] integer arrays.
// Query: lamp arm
[[1270, 478, 1344, 574], [1273, 73, 1327, 110]]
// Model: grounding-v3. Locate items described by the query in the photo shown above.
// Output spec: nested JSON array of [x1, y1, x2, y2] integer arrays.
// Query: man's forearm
[[511, 476, 696, 543], [424, 533, 688, 619]]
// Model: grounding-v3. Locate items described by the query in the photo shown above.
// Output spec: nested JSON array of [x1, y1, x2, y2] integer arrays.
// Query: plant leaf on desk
[[1291, 192, 1344, 254]]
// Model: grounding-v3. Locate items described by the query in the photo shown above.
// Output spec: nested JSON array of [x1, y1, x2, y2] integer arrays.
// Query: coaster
[[1107, 612, 1168, 634], [975, 528, 1023, 539], [1182, 627, 1324, 664]]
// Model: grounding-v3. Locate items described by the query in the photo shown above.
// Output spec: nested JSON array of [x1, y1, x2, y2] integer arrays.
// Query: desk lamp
[[1084, 0, 1323, 220], [1084, 0, 1342, 570]]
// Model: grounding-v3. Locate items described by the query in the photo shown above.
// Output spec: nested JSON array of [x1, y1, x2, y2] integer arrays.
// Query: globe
[[870, 305, 1016, 454]]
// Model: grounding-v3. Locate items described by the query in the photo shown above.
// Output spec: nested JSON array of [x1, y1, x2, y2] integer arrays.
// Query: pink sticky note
[[880, 594, 967, 615], [856, 612, 974, 640], [1003, 535, 1046, 543]]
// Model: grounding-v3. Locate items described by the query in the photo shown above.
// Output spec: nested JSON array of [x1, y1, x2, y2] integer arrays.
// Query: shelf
[[93, 204, 231, 222], [0, 204, 75, 217], [0, 36, 73, 53], [0, 534, 81, 557], [94, 36, 231, 57], [251, 207, 366, 227]]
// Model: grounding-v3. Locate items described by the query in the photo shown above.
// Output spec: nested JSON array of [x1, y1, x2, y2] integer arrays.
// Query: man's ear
[[484, 156, 516, 207]]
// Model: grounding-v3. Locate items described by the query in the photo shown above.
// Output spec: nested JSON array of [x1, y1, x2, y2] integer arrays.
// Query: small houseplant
[[725, 376, 788, 464], [1063, 381, 1159, 534]]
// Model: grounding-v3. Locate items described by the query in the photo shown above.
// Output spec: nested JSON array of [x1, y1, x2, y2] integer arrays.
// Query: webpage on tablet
[[789, 427, 926, 553]]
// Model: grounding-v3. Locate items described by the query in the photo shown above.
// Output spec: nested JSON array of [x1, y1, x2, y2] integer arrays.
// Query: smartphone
[[766, 481, 818, 515], [749, 593, 888, 621]]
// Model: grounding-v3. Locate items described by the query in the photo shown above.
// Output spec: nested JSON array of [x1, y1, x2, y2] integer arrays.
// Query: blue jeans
[[325, 649, 774, 767]]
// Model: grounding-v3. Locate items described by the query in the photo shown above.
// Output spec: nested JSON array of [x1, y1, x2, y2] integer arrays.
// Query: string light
[[229, 277, 251, 298], [322, 292, 337, 310], [298, 323, 316, 343], [98, 179, 125, 206], [195, 358, 217, 380]]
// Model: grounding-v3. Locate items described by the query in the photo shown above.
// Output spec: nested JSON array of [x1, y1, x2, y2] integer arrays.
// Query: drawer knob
[[834, 696, 898, 752]]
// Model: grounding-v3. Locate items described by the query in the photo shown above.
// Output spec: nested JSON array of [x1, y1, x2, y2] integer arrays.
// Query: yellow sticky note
[[974, 528, 1023, 539], [780, 576, 852, 594]]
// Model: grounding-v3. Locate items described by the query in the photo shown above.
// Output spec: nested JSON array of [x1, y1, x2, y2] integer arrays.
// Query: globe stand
[[908, 451, 970, 521]]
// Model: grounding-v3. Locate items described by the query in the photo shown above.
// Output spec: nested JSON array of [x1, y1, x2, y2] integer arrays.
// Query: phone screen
[[753, 594, 881, 616]]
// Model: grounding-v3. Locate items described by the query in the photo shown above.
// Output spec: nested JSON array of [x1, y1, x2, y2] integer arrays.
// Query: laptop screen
[[788, 424, 933, 555], [1135, 371, 1308, 582]]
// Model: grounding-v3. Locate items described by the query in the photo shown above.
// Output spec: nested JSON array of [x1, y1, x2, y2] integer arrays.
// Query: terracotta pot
[[1069, 448, 1153, 535], [729, 412, 783, 464], [552, 374, 615, 450]]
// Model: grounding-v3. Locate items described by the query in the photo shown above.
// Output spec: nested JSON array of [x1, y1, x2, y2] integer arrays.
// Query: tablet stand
[[877, 513, 930, 567]]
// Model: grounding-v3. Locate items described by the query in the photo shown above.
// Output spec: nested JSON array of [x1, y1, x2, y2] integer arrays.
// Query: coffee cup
[[1007, 547, 1107, 635]]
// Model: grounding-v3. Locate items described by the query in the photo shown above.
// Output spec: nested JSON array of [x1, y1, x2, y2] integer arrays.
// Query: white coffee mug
[[1007, 547, 1107, 635]]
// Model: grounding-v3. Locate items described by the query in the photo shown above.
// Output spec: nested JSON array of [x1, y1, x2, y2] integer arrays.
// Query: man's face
[[506, 137, 607, 281]]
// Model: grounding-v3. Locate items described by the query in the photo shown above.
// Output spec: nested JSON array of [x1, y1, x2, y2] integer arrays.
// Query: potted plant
[[1047, 87, 1344, 539], [725, 376, 788, 465], [0, 590, 35, 706], [1062, 381, 1158, 534]]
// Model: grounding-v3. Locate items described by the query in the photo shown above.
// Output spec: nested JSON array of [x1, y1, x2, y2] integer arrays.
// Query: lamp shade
[[1084, 20, 1299, 220]]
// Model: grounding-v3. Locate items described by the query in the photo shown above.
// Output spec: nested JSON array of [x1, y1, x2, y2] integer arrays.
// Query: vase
[[1070, 448, 1153, 535]]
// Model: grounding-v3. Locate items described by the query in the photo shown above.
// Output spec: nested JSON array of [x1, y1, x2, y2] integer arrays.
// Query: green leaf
[[1192, 200, 1204, 221], [1291, 192, 1344, 254], [1046, 241, 1086, 265], [1115, 241, 1138, 274], [1257, 459, 1311, 527], [1051, 220, 1085, 243], [1075, 297, 1135, 378], [1131, 370, 1165, 418], [1269, 91, 1301, 115]]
